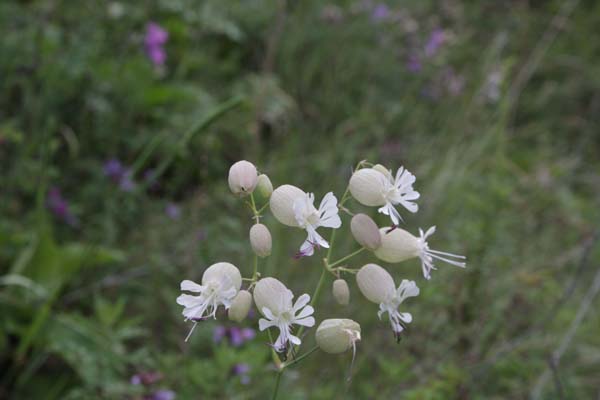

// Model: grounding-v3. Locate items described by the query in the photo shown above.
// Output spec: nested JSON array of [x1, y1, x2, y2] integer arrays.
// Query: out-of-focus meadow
[[1, 0, 600, 399]]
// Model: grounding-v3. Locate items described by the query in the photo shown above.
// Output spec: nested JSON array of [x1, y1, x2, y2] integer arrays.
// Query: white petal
[[293, 294, 311, 312], [319, 213, 341, 229], [288, 334, 301, 345], [398, 312, 412, 323], [300, 239, 315, 256], [259, 318, 277, 331], [176, 294, 202, 307], [294, 316, 315, 327], [180, 280, 204, 292], [262, 307, 276, 321], [295, 305, 314, 319]]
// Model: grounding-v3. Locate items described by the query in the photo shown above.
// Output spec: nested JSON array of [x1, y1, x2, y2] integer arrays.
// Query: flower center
[[279, 310, 294, 324]]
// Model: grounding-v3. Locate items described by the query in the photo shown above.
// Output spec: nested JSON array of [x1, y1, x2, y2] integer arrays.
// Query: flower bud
[[269, 184, 305, 227], [348, 168, 387, 206], [256, 174, 273, 198], [249, 224, 272, 257], [356, 263, 395, 304], [253, 277, 292, 315], [332, 279, 350, 305], [202, 262, 242, 292], [228, 160, 258, 197], [315, 319, 361, 354], [374, 227, 420, 263], [228, 290, 252, 322], [350, 213, 381, 250]]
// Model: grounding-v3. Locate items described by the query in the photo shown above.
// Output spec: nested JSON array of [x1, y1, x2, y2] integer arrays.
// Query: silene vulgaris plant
[[176, 160, 467, 397]]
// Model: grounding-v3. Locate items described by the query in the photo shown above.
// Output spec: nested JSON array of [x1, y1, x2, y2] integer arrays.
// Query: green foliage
[[1, 0, 600, 398]]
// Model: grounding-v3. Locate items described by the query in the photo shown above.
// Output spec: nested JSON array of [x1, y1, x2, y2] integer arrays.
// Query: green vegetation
[[1, 0, 599, 398]]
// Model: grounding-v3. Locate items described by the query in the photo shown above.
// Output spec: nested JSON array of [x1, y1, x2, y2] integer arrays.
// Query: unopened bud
[[249, 223, 272, 257], [332, 279, 350, 305], [356, 263, 395, 304], [350, 213, 381, 250], [315, 318, 361, 354], [256, 174, 273, 198], [228, 160, 258, 197], [374, 227, 420, 263], [269, 184, 305, 227], [228, 290, 252, 322], [348, 168, 387, 206]]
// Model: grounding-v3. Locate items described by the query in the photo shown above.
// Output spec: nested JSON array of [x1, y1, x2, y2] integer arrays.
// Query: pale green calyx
[[315, 318, 361, 354], [249, 223, 272, 257], [256, 174, 273, 198], [269, 184, 306, 227], [350, 213, 381, 250], [332, 279, 350, 305], [228, 290, 252, 322]]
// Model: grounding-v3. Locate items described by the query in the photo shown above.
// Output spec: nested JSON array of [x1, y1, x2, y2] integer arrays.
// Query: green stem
[[250, 193, 260, 223], [138, 96, 245, 187], [252, 255, 258, 281], [328, 247, 365, 269], [272, 371, 283, 400], [282, 346, 319, 369]]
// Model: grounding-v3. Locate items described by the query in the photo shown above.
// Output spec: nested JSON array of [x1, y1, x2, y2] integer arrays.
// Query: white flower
[[376, 166, 420, 225], [349, 166, 420, 225], [377, 279, 420, 341], [293, 192, 341, 256], [356, 263, 418, 341], [373, 226, 466, 280], [416, 226, 466, 280], [176, 262, 241, 341], [254, 278, 315, 352]]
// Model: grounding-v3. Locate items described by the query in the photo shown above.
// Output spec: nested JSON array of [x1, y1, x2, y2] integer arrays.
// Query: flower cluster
[[175, 159, 466, 387]]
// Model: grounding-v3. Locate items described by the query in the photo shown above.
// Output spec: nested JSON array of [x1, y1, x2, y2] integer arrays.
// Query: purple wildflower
[[130, 371, 163, 386], [424, 28, 445, 57], [232, 363, 251, 385], [46, 187, 78, 226], [241, 328, 256, 341], [165, 203, 181, 220], [118, 169, 135, 192], [406, 54, 422, 73], [148, 390, 176, 400], [371, 3, 390, 22], [214, 326, 255, 347], [103, 158, 124, 181], [144, 22, 168, 67], [213, 325, 227, 343]]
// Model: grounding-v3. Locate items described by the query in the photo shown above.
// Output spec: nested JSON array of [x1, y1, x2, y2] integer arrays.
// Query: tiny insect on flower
[[356, 264, 419, 341], [176, 262, 242, 341], [374, 226, 466, 280], [228, 160, 258, 197], [253, 277, 315, 352]]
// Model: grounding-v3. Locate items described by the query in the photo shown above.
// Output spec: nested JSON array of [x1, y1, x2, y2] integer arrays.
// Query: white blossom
[[376, 166, 420, 225], [176, 262, 241, 341], [255, 278, 315, 352], [293, 192, 341, 256], [377, 279, 420, 341]]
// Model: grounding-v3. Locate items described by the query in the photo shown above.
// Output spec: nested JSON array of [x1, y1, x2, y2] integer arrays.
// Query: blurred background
[[1, 0, 599, 399]]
